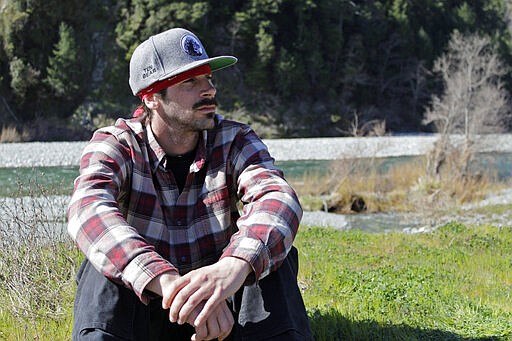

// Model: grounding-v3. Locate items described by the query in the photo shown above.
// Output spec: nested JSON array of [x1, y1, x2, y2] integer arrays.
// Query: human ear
[[143, 94, 160, 110]]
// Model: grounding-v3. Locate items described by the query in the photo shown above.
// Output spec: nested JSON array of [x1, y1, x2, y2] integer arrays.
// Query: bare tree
[[423, 31, 511, 178], [337, 111, 386, 137]]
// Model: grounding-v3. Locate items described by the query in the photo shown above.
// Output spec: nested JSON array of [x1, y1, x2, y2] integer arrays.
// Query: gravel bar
[[2, 134, 512, 168]]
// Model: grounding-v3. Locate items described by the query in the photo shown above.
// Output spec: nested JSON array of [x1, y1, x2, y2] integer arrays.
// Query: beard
[[162, 98, 217, 132], [190, 113, 216, 131]]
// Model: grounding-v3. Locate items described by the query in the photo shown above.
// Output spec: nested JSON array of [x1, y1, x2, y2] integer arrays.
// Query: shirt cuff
[[123, 252, 177, 304], [220, 237, 270, 283]]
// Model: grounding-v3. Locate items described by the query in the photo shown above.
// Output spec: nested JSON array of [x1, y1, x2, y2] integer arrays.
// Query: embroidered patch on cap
[[181, 35, 203, 57]]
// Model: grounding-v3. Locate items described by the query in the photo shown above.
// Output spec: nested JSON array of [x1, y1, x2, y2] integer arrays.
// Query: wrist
[[146, 270, 180, 297], [223, 256, 253, 279]]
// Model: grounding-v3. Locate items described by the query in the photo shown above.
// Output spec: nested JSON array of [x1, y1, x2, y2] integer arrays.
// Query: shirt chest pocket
[[199, 185, 230, 214]]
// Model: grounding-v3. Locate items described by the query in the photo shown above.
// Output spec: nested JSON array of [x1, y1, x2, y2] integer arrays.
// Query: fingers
[[193, 289, 223, 327], [216, 301, 234, 340], [191, 323, 208, 341], [164, 259, 248, 327], [186, 302, 207, 340], [171, 284, 212, 324], [161, 276, 189, 311], [206, 313, 221, 339], [165, 271, 212, 324], [190, 301, 234, 341], [184, 301, 205, 326]]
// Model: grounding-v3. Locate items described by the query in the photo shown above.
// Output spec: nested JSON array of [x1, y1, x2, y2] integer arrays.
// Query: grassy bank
[[295, 223, 512, 340], [0, 221, 510, 340]]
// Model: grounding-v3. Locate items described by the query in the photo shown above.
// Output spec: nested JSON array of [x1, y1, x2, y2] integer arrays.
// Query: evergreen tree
[[1, 0, 512, 137], [9, 57, 40, 100], [46, 22, 80, 99]]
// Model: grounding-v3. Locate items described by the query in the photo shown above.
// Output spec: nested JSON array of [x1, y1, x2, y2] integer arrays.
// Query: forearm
[[226, 129, 303, 281], [226, 182, 303, 281]]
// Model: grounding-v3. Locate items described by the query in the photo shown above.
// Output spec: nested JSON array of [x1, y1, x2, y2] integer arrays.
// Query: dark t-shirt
[[165, 149, 196, 193]]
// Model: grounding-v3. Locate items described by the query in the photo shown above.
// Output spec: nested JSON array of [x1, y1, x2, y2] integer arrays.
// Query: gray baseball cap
[[129, 28, 237, 96]]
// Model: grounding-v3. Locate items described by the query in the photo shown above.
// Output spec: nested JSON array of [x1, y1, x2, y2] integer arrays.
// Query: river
[[1, 135, 512, 232]]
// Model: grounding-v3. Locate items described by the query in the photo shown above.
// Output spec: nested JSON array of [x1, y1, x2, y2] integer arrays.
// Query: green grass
[[295, 223, 512, 340], [0, 241, 80, 340], [0, 313, 74, 340], [0, 222, 510, 340]]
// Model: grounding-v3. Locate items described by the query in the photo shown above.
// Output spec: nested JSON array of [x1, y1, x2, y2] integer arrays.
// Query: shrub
[[0, 125, 30, 143]]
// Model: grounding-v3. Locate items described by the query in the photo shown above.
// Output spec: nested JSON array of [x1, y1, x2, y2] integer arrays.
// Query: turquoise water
[[0, 161, 330, 197], [1, 153, 511, 197], [0, 161, 326, 197], [0, 166, 77, 197]]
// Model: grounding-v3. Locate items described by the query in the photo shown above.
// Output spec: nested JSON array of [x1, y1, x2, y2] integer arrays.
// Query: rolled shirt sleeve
[[220, 129, 303, 282], [67, 130, 175, 303]]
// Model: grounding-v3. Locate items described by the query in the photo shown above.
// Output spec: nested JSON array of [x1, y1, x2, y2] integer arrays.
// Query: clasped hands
[[148, 256, 252, 340]]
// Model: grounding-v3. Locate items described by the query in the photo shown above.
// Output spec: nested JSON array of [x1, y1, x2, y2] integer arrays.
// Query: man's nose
[[201, 78, 216, 97]]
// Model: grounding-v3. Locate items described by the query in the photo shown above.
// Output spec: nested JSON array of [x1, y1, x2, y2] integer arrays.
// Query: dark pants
[[72, 247, 313, 340]]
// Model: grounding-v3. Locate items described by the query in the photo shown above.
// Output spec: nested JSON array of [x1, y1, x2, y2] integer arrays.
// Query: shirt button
[[180, 256, 188, 262], [176, 219, 184, 226]]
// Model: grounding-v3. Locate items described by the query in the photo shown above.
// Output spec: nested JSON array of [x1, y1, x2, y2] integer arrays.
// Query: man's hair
[[142, 88, 168, 118]]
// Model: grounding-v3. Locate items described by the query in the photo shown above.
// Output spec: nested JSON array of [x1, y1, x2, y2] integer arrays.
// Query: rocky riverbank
[[2, 134, 512, 167]]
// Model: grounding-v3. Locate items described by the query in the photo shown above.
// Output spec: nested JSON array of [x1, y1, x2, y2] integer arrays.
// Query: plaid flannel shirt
[[67, 115, 302, 303]]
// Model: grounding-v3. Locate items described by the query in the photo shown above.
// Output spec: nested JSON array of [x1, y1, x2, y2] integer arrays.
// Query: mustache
[[192, 98, 217, 110]]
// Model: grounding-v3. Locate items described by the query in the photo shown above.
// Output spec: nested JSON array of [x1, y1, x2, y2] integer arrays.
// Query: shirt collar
[[146, 123, 208, 173]]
